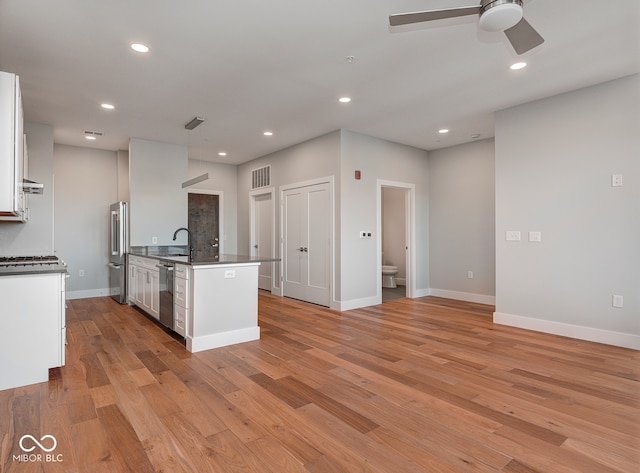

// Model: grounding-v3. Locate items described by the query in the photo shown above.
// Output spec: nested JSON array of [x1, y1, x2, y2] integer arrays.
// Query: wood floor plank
[[0, 294, 636, 472], [97, 404, 155, 472], [153, 370, 227, 438]]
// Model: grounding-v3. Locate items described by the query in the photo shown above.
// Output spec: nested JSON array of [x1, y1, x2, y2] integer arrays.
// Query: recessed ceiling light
[[85, 135, 97, 141], [510, 62, 527, 70], [438, 128, 449, 134], [218, 152, 227, 156], [263, 131, 273, 136], [338, 97, 351, 103], [130, 43, 149, 53], [101, 103, 115, 110]]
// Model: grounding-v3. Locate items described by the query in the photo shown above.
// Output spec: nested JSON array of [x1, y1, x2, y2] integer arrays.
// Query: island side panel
[[187, 263, 260, 352]]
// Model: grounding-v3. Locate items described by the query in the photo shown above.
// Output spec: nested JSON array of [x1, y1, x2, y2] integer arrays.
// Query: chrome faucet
[[173, 227, 194, 260]]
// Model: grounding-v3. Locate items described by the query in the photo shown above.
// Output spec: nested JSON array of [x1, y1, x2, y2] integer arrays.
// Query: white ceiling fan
[[389, 0, 544, 55]]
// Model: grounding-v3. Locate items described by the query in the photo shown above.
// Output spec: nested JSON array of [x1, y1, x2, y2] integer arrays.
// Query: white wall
[[0, 122, 54, 256], [494, 74, 640, 349], [428, 139, 495, 304], [116, 149, 129, 202], [237, 131, 341, 255], [129, 138, 188, 247], [187, 159, 238, 253], [53, 144, 118, 297], [237, 130, 429, 309], [340, 130, 429, 306]]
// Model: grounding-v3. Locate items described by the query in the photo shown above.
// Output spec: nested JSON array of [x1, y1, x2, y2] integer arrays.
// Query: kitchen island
[[128, 250, 279, 353]]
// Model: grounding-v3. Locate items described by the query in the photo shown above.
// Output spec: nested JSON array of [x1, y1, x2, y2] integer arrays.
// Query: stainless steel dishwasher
[[157, 262, 175, 330]]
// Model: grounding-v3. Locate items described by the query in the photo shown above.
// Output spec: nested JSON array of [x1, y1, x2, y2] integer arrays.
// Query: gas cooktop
[[0, 255, 67, 275]]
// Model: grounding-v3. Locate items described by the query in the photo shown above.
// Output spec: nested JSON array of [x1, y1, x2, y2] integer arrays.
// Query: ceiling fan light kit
[[390, 0, 543, 55], [478, 1, 523, 32]]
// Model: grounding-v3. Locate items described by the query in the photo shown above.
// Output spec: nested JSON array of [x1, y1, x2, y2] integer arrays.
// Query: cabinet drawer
[[129, 255, 159, 269], [175, 277, 189, 308], [175, 264, 189, 279], [174, 304, 187, 336], [129, 255, 144, 266], [142, 257, 159, 269]]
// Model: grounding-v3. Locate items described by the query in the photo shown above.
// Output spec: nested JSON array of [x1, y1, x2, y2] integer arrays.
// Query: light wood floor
[[1, 294, 638, 472]]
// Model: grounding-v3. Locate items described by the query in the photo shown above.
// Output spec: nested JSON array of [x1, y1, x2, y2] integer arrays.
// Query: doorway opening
[[188, 190, 223, 260], [377, 180, 415, 303]]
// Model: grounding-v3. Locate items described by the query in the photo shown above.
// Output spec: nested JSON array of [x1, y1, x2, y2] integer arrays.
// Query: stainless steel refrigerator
[[108, 201, 128, 303]]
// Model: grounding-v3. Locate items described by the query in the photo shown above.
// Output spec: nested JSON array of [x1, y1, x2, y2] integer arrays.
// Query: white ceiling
[[1, 0, 638, 165]]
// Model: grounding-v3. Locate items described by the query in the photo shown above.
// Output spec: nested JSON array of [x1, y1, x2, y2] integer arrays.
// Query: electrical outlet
[[79, 269, 85, 277], [224, 270, 236, 279], [611, 174, 623, 187], [467, 271, 474, 279], [152, 236, 158, 244]]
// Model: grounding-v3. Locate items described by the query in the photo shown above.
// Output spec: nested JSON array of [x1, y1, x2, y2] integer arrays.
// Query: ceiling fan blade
[[504, 17, 544, 55], [389, 6, 481, 27]]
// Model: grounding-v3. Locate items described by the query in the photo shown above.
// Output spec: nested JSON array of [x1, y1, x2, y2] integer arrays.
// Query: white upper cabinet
[[0, 71, 27, 222]]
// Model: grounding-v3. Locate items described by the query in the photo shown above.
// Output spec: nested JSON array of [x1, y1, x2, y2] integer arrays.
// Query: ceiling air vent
[[251, 165, 271, 189]]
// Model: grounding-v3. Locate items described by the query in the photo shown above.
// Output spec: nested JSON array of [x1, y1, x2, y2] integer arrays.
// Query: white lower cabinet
[[128, 255, 160, 320], [0, 272, 65, 390], [174, 264, 189, 337]]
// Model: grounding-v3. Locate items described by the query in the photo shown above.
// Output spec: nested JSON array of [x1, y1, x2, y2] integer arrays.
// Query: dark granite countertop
[[128, 247, 279, 266], [0, 264, 67, 276]]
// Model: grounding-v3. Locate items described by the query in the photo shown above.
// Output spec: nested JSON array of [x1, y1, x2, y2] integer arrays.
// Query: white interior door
[[283, 182, 331, 306], [252, 193, 273, 291], [283, 188, 306, 301]]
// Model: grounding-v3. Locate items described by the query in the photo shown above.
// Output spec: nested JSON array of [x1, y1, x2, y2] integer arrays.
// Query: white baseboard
[[429, 288, 495, 305], [413, 287, 431, 298], [494, 312, 640, 350], [336, 295, 382, 311], [186, 326, 260, 353], [66, 288, 112, 300]]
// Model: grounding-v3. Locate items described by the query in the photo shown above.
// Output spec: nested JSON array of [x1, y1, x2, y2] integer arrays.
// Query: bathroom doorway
[[377, 180, 415, 303]]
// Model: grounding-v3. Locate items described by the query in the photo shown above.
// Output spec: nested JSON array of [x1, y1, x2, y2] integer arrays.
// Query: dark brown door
[[188, 193, 220, 260]]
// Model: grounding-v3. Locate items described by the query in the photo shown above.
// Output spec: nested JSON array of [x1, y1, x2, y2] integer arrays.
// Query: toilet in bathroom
[[381, 264, 399, 288]]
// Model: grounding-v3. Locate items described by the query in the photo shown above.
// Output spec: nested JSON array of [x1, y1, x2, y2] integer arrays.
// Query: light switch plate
[[506, 231, 521, 241], [612, 295, 623, 308]]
